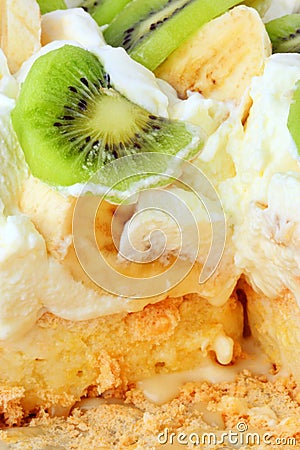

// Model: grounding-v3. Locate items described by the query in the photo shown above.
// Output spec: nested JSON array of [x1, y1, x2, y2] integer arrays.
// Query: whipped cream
[[0, 55, 42, 339], [222, 54, 300, 303], [0, 96, 27, 213]]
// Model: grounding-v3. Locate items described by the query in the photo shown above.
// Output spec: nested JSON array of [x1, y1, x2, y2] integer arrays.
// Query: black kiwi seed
[[112, 143, 118, 155], [78, 99, 87, 110], [104, 73, 111, 87], [149, 115, 157, 120], [80, 77, 89, 87], [63, 115, 75, 120], [54, 122, 62, 127], [68, 86, 78, 93], [85, 136, 91, 143]]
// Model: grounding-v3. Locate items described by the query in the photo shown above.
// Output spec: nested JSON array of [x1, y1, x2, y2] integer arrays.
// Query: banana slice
[[0, 0, 41, 73], [20, 176, 240, 309], [155, 6, 271, 114], [20, 175, 75, 260]]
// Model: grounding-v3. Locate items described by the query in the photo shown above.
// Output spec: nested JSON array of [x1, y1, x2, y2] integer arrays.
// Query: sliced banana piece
[[0, 0, 41, 73], [20, 176, 240, 308], [20, 175, 75, 260], [155, 6, 271, 114]]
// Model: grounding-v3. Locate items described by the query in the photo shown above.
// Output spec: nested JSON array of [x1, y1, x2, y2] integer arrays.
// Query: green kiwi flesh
[[288, 80, 300, 156], [11, 45, 203, 192], [104, 0, 170, 48], [266, 14, 300, 53], [104, 0, 241, 71], [37, 0, 67, 14], [80, 0, 133, 26]]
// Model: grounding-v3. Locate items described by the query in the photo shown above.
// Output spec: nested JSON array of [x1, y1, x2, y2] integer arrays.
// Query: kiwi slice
[[103, 0, 241, 71], [80, 0, 133, 26], [266, 14, 300, 53], [288, 80, 300, 156], [37, 0, 67, 14], [12, 45, 202, 193]]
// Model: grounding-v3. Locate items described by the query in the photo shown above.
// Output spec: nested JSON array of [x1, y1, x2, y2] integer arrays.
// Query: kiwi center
[[89, 91, 149, 146]]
